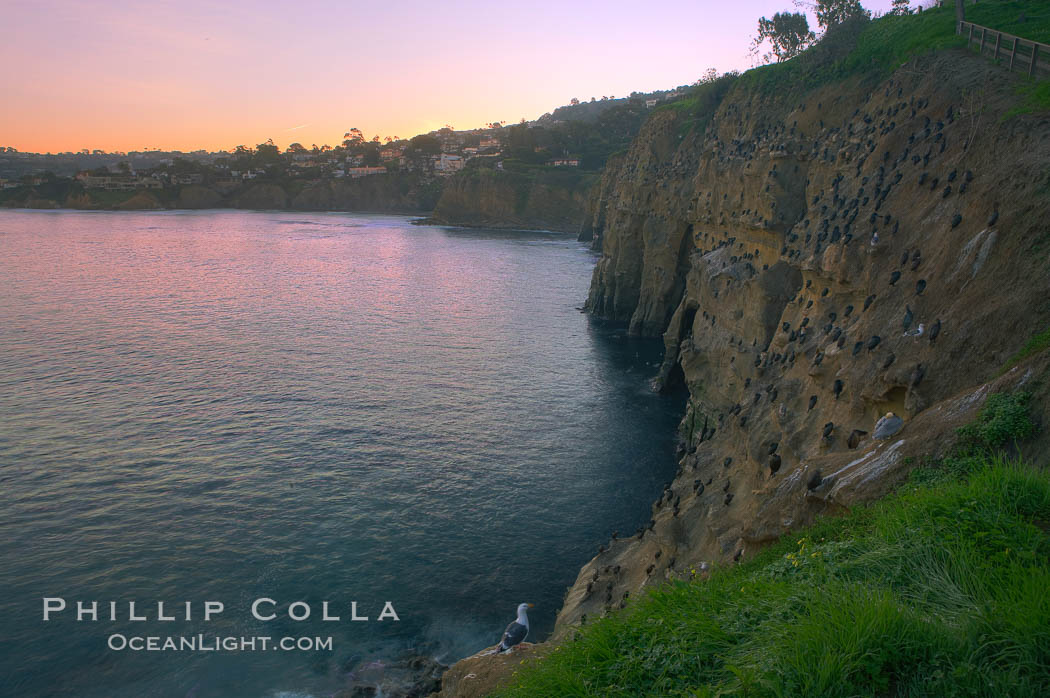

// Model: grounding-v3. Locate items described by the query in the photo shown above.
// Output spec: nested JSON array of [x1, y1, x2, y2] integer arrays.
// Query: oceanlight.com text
[[107, 634, 333, 652]]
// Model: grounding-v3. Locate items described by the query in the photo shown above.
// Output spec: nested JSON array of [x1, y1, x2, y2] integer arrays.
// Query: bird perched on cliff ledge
[[496, 603, 533, 653]]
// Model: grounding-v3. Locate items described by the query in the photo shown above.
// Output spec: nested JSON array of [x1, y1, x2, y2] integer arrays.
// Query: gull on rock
[[903, 323, 925, 338], [496, 603, 533, 653]]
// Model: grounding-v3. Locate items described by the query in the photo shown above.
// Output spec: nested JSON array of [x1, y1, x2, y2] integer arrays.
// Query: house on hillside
[[434, 153, 464, 174], [549, 158, 579, 167], [347, 166, 387, 178]]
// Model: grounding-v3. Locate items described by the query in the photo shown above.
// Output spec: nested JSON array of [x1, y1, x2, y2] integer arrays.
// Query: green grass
[[967, 1, 1050, 45], [738, 7, 964, 94], [497, 393, 1049, 697], [735, 1, 1050, 97], [1001, 326, 1050, 374], [656, 73, 739, 139], [1006, 80, 1050, 117]]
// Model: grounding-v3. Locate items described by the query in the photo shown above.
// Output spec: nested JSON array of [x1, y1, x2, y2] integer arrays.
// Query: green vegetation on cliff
[[497, 393, 1049, 697], [738, 1, 1049, 94]]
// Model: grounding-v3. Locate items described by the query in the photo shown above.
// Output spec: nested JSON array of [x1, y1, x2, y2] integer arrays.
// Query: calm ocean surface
[[0, 210, 682, 697]]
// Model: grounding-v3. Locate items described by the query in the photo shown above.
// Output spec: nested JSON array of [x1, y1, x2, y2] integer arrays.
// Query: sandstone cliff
[[564, 46, 1050, 633], [3, 175, 438, 214], [428, 169, 597, 233], [291, 175, 440, 213], [434, 41, 1050, 696]]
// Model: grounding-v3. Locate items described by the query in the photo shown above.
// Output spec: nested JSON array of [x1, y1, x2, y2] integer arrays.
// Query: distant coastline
[[1, 168, 598, 235]]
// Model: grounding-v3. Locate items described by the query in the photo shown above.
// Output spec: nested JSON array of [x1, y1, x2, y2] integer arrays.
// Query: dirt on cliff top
[[430, 644, 549, 698]]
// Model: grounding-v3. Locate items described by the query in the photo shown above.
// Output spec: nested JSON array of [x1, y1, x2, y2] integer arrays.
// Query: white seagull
[[903, 323, 925, 338], [497, 603, 534, 653]]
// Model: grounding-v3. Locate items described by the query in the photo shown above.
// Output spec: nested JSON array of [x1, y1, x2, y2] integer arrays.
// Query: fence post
[[1011, 36, 1018, 69], [968, 24, 974, 46], [979, 27, 986, 55], [994, 32, 1001, 61], [1031, 43, 1040, 77]]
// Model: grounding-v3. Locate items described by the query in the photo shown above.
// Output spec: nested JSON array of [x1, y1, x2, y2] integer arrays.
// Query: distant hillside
[[541, 89, 685, 125]]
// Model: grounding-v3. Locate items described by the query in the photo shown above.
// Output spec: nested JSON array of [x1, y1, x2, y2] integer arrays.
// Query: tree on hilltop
[[754, 12, 815, 63], [793, 0, 870, 30], [407, 134, 441, 156], [697, 67, 719, 84], [889, 0, 911, 15], [342, 128, 364, 149]]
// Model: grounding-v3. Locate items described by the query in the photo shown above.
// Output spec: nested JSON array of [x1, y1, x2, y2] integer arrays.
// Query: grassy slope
[[497, 391, 1048, 697], [733, 1, 1048, 99], [968, 1, 1050, 44]]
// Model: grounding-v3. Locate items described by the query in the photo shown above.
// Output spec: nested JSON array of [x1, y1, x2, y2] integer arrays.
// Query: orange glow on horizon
[[3, 0, 903, 154]]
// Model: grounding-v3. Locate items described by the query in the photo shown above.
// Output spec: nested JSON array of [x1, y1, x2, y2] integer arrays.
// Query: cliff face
[[558, 47, 1050, 637], [428, 169, 597, 232], [291, 175, 441, 213], [3, 175, 438, 213]]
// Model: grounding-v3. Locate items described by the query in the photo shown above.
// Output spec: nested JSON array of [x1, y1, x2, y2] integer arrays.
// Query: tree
[[255, 141, 281, 166], [812, 0, 869, 30], [343, 128, 364, 147], [955, 0, 964, 26], [889, 0, 911, 15], [117, 161, 131, 174], [407, 134, 441, 156], [755, 12, 815, 63], [697, 67, 719, 84], [570, 97, 580, 106], [287, 142, 307, 154]]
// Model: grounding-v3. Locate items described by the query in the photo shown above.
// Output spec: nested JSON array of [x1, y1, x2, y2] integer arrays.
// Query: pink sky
[[2, 0, 904, 153]]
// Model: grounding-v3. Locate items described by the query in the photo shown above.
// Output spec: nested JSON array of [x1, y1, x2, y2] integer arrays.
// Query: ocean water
[[0, 210, 683, 697]]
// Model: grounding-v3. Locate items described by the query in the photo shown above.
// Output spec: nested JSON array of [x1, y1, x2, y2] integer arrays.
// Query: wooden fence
[[958, 20, 1050, 78]]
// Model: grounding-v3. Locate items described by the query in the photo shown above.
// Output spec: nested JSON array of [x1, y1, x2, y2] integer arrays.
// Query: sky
[[2, 0, 907, 153]]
